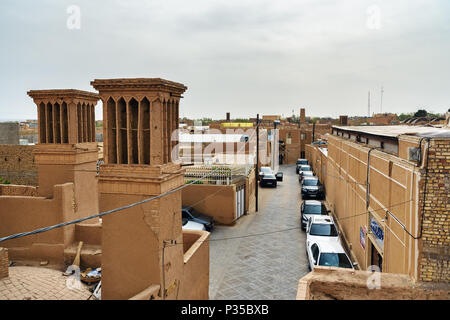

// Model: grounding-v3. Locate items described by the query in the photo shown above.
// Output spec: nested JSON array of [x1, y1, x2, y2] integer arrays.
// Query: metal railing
[[184, 164, 253, 185]]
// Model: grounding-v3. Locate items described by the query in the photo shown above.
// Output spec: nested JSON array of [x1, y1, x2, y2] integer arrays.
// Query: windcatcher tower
[[27, 89, 100, 215], [91, 78, 188, 300]]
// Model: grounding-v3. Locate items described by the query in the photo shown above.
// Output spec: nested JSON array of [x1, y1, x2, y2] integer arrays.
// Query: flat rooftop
[[332, 125, 450, 139]]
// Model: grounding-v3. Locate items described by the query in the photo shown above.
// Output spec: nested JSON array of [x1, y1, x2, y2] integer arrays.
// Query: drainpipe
[[413, 137, 431, 239], [366, 147, 377, 210]]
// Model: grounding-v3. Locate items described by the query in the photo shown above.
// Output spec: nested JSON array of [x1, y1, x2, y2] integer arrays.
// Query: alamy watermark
[[366, 5, 382, 30], [67, 5, 81, 30], [366, 265, 382, 290]]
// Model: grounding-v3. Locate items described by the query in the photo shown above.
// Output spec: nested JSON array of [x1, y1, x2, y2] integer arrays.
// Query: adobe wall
[[279, 129, 301, 164], [182, 184, 237, 225], [100, 188, 184, 300], [0, 122, 19, 145], [0, 183, 75, 264], [0, 145, 37, 186], [245, 169, 256, 214], [0, 184, 37, 196], [179, 230, 210, 300], [419, 138, 450, 283], [0, 248, 8, 280], [297, 267, 449, 300], [305, 144, 327, 183]]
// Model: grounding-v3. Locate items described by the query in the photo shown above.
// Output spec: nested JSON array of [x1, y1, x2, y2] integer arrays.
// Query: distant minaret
[[368, 91, 371, 117]]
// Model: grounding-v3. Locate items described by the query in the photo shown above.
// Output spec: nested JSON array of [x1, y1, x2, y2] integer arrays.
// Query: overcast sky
[[0, 0, 449, 120]]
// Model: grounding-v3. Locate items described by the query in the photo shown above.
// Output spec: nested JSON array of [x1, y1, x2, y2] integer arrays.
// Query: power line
[[0, 122, 262, 244]]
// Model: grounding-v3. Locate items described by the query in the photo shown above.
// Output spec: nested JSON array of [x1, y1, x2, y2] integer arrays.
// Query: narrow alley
[[209, 164, 310, 300]]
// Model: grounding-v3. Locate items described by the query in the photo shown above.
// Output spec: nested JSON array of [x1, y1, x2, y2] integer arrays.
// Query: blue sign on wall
[[370, 217, 384, 250]]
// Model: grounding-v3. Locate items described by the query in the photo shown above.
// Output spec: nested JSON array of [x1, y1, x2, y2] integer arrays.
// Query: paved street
[[0, 266, 91, 300], [209, 164, 310, 300]]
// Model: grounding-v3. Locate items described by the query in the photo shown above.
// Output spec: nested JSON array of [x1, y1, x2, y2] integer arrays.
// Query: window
[[286, 133, 292, 144], [318, 253, 353, 268], [301, 133, 306, 140], [303, 179, 319, 186], [304, 204, 322, 214], [309, 224, 338, 236], [311, 244, 320, 263]]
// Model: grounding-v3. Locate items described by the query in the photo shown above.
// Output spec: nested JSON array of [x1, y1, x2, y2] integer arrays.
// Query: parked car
[[259, 166, 283, 182], [259, 166, 273, 178], [182, 217, 206, 231], [260, 173, 277, 187], [306, 239, 355, 271], [306, 216, 340, 245], [298, 164, 312, 177], [299, 170, 314, 183], [301, 200, 329, 230], [182, 206, 214, 231], [296, 159, 308, 174], [301, 176, 325, 199]]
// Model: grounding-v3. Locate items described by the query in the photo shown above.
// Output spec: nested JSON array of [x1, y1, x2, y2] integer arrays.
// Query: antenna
[[380, 86, 384, 113], [368, 91, 371, 117]]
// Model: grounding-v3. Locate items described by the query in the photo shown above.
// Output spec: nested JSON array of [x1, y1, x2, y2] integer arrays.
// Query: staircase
[[64, 222, 102, 269]]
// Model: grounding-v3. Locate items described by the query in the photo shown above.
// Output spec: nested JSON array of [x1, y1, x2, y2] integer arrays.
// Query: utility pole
[[312, 121, 316, 143], [380, 86, 384, 113], [255, 114, 259, 212]]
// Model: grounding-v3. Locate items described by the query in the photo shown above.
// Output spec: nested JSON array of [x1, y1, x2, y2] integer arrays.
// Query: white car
[[182, 218, 206, 231], [306, 215, 340, 246], [259, 166, 273, 177], [306, 238, 355, 271], [299, 170, 314, 183]]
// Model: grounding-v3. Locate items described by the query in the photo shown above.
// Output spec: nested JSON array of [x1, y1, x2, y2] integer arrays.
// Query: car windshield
[[182, 218, 188, 226], [303, 179, 318, 186], [303, 172, 313, 176], [301, 166, 311, 171], [310, 224, 338, 236], [304, 204, 322, 214], [261, 167, 272, 173], [264, 174, 276, 179], [319, 253, 353, 268], [186, 208, 201, 218]]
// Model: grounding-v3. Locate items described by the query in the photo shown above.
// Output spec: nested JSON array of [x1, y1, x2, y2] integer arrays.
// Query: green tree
[[414, 109, 428, 117]]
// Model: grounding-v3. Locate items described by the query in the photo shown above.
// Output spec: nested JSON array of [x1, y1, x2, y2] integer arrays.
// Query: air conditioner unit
[[408, 147, 420, 161]]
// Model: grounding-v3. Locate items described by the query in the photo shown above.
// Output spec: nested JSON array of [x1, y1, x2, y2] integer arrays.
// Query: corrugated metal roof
[[332, 125, 450, 138]]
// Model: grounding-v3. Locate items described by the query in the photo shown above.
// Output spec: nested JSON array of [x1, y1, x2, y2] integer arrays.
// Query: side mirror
[[352, 262, 359, 267], [327, 210, 331, 213]]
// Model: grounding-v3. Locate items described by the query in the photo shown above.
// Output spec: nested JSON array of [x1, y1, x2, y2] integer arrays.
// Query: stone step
[[64, 243, 102, 269], [74, 222, 102, 246]]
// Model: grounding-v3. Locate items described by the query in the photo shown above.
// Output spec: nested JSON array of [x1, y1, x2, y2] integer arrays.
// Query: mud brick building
[[91, 78, 209, 300], [306, 125, 450, 285]]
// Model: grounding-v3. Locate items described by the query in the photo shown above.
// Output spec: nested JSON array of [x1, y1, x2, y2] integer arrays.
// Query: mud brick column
[[91, 78, 188, 300], [27, 90, 100, 216]]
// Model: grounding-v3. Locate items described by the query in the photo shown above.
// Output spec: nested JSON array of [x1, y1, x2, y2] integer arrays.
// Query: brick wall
[[0, 248, 8, 280], [0, 145, 37, 186], [419, 138, 450, 283]]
